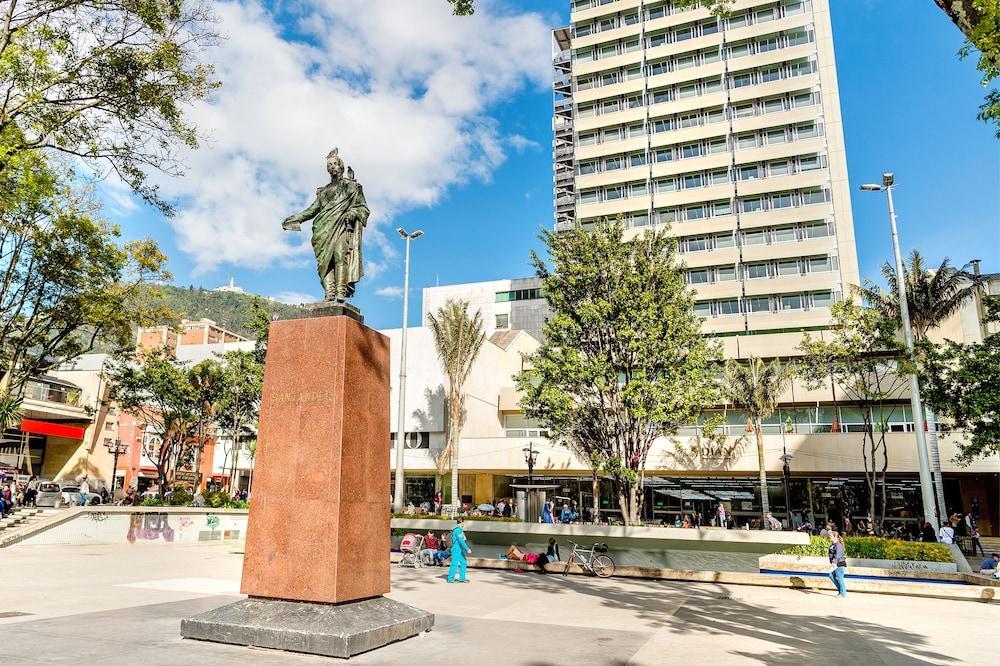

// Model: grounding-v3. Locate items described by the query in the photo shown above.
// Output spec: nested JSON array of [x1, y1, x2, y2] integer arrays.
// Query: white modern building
[[553, 0, 859, 341]]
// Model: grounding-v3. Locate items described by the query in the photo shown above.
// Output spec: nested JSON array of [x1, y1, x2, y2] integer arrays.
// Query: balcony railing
[[23, 380, 82, 407]]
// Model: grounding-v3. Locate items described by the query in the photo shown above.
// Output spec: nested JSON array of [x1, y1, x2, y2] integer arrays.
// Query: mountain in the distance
[[153, 285, 303, 338]]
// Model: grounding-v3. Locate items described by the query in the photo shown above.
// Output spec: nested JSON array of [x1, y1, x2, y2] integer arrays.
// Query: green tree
[[0, 0, 220, 211], [723, 357, 791, 522], [0, 155, 169, 399], [920, 295, 1000, 463], [108, 347, 199, 500], [856, 251, 988, 342], [799, 302, 909, 525], [215, 348, 263, 492], [516, 220, 717, 525], [188, 358, 222, 490], [921, 331, 1000, 463], [427, 299, 486, 506], [856, 250, 989, 510]]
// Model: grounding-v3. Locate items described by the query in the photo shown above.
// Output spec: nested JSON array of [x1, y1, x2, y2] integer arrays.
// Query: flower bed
[[779, 536, 953, 563]]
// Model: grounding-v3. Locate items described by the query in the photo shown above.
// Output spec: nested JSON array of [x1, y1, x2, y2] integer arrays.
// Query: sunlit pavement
[[3, 542, 997, 664]]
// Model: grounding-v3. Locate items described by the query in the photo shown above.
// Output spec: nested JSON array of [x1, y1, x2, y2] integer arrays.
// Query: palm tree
[[724, 357, 791, 522], [855, 250, 990, 519], [427, 300, 486, 507], [855, 251, 988, 342]]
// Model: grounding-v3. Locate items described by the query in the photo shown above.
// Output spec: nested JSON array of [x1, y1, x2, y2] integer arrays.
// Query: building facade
[[136, 318, 249, 351], [553, 0, 859, 340]]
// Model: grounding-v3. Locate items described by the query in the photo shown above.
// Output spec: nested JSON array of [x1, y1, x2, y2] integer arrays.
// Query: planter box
[[760, 553, 957, 574]]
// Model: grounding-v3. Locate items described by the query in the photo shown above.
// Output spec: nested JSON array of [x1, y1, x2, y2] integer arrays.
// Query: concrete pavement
[[2, 542, 997, 664]]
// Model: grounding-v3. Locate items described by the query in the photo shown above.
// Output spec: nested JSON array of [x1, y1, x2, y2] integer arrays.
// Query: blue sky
[[109, 0, 999, 330]]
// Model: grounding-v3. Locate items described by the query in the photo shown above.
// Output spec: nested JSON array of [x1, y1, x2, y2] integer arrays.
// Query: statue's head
[[326, 148, 345, 180]]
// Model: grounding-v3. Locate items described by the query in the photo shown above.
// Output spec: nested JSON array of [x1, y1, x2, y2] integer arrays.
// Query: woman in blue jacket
[[448, 518, 472, 583]]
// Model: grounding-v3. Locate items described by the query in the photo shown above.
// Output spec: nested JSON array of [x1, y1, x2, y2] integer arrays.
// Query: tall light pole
[[860, 174, 939, 532], [522, 442, 539, 485], [392, 227, 423, 513]]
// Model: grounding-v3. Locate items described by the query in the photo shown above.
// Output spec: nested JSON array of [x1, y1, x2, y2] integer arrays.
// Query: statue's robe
[[290, 178, 369, 297]]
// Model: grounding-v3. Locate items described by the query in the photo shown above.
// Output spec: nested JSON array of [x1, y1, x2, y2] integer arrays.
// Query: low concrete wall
[[12, 506, 248, 547], [759, 554, 958, 575]]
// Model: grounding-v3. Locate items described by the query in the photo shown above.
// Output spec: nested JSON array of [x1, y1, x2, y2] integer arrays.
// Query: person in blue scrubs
[[448, 517, 472, 583]]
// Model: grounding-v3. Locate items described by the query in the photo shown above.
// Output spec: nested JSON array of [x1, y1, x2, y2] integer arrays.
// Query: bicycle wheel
[[592, 555, 615, 578], [563, 553, 575, 576]]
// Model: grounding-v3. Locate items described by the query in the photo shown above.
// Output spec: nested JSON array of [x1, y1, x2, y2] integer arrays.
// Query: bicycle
[[563, 541, 615, 578]]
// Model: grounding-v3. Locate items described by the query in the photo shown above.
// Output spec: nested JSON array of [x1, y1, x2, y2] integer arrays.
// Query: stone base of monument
[[286, 301, 364, 323], [180, 596, 434, 659]]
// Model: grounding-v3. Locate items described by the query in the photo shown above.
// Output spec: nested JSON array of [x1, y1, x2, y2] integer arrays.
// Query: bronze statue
[[282, 149, 369, 302]]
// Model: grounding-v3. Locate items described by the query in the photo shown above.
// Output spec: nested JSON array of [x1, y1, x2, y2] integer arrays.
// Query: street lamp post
[[104, 438, 129, 496], [392, 228, 423, 514], [860, 173, 939, 532], [522, 442, 539, 485]]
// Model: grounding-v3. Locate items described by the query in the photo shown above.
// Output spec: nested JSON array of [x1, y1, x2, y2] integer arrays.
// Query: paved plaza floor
[[2, 542, 997, 665]]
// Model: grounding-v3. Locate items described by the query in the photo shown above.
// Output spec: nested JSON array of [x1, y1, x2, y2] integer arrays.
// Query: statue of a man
[[282, 148, 369, 302]]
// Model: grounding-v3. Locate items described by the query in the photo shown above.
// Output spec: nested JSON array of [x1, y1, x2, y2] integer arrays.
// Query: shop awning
[[19, 419, 85, 440]]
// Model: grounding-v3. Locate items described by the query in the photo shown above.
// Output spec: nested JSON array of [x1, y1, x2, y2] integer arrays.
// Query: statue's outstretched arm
[[282, 196, 321, 231]]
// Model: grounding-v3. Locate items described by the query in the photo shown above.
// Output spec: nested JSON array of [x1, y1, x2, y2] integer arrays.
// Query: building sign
[[19, 419, 85, 440]]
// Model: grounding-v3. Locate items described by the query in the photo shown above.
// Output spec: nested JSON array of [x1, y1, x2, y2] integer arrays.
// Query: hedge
[[778, 536, 953, 563]]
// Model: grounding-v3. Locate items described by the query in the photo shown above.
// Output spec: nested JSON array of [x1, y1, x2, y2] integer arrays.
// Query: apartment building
[[137, 319, 249, 351], [553, 0, 860, 340], [422, 277, 547, 341]]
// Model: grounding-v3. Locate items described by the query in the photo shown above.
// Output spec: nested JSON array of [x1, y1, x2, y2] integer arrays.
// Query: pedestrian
[[447, 517, 472, 583], [560, 503, 573, 523], [497, 498, 506, 517], [25, 475, 38, 507], [78, 476, 90, 506], [980, 553, 999, 572], [827, 532, 848, 598], [765, 511, 782, 531], [541, 501, 554, 524], [545, 537, 561, 563], [717, 503, 727, 529], [971, 526, 987, 558], [938, 521, 955, 545], [920, 521, 937, 542], [433, 491, 442, 515]]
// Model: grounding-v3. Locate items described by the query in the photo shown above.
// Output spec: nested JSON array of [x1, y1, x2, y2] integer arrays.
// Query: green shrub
[[204, 491, 232, 508], [140, 497, 165, 506], [778, 535, 953, 563], [168, 491, 193, 506], [883, 540, 953, 563]]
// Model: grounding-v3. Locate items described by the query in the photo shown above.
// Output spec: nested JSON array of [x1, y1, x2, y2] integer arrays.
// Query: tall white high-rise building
[[553, 0, 860, 338]]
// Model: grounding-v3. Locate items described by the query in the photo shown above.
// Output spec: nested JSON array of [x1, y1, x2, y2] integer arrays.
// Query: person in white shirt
[[78, 477, 90, 506], [938, 521, 955, 544], [766, 511, 782, 531]]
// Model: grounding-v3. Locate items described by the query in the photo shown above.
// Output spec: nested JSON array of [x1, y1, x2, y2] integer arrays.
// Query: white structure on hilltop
[[214, 277, 245, 294]]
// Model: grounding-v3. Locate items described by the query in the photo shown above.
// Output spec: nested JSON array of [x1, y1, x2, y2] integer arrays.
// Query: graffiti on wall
[[126, 512, 175, 543]]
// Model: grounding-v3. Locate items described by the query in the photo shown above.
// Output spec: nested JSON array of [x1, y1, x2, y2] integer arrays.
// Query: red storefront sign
[[20, 419, 85, 440]]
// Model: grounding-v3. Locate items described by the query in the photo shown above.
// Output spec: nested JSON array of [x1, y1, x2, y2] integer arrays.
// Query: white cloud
[[508, 134, 541, 153], [375, 286, 404, 299], [151, 0, 551, 275], [272, 291, 316, 305]]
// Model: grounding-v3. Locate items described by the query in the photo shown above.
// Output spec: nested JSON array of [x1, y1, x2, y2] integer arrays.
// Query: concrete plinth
[[180, 596, 434, 658]]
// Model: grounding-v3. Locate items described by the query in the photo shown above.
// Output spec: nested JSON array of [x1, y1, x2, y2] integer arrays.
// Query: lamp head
[[396, 227, 407, 238], [859, 184, 882, 192], [882, 173, 894, 187], [411, 230, 424, 239]]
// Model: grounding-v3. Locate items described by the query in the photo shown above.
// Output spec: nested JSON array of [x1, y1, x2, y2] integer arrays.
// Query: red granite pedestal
[[181, 314, 433, 658]]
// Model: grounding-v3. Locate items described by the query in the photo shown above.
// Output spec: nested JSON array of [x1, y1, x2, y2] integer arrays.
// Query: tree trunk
[[629, 484, 640, 525], [449, 440, 459, 508], [591, 472, 600, 524], [617, 486, 630, 526], [755, 425, 769, 521]]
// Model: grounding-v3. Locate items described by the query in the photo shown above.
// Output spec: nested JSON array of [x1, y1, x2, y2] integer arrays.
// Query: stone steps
[[0, 507, 54, 532]]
